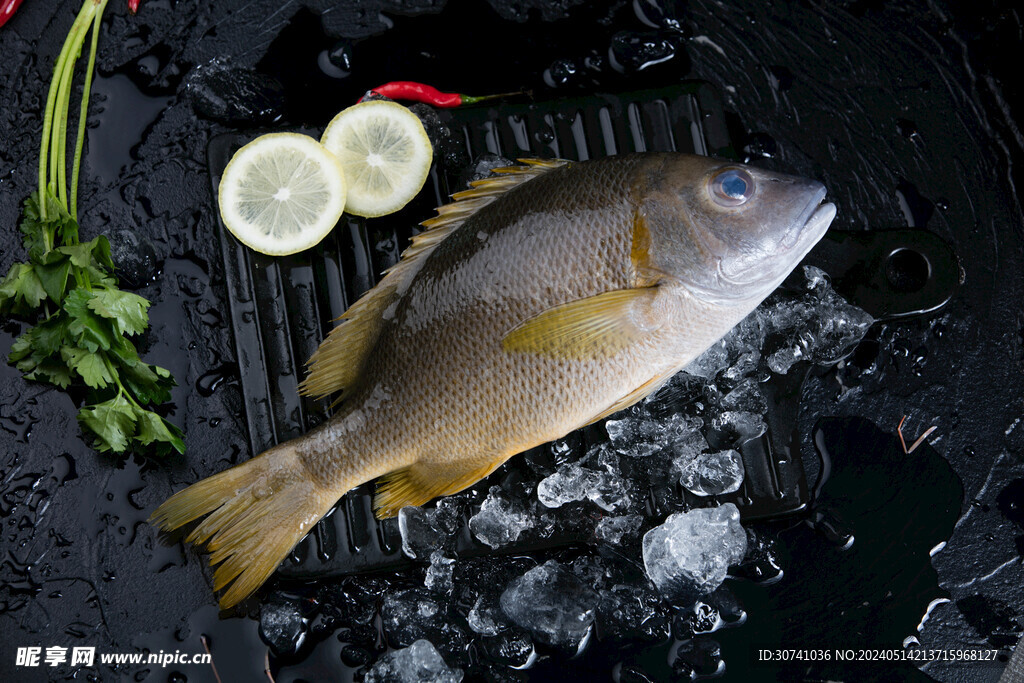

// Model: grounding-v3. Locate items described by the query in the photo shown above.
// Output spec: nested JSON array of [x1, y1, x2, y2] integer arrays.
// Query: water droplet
[[608, 31, 679, 73], [543, 59, 578, 88], [196, 364, 238, 397], [742, 132, 777, 161], [896, 118, 921, 142]]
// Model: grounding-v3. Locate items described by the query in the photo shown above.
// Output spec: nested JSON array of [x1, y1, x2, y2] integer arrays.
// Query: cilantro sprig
[[0, 0, 183, 456]]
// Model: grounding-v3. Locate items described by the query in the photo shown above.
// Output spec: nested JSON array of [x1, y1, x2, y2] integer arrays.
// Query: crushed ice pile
[[262, 265, 873, 677]]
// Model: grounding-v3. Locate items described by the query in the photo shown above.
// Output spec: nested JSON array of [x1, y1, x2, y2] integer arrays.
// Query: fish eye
[[709, 168, 755, 207]]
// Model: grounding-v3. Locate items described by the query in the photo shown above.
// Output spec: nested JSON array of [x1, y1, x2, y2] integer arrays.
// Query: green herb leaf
[[8, 329, 38, 364], [0, 263, 48, 314], [62, 345, 114, 388], [91, 235, 114, 271], [64, 289, 116, 352], [31, 315, 71, 356], [35, 256, 72, 303], [87, 288, 150, 336], [19, 191, 73, 261], [57, 242, 96, 268], [27, 358, 73, 389], [120, 359, 175, 406], [78, 393, 137, 453], [135, 409, 186, 455]]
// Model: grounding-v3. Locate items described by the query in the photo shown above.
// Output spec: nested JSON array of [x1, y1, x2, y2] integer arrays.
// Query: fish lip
[[782, 184, 829, 250], [792, 200, 837, 256]]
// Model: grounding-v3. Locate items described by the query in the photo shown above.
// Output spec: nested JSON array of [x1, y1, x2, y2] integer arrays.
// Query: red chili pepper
[[0, 0, 25, 29], [128, 0, 141, 13], [361, 81, 523, 108]]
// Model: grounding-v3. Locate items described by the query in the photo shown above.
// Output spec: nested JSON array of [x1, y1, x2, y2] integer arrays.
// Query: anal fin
[[373, 456, 509, 519]]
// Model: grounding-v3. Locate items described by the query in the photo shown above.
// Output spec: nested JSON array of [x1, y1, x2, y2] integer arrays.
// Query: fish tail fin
[[149, 441, 339, 609]]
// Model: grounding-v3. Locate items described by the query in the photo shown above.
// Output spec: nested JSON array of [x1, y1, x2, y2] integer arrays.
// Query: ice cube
[[597, 582, 670, 642], [478, 629, 535, 668], [469, 487, 534, 548], [720, 378, 768, 414], [537, 463, 598, 508], [399, 506, 452, 560], [590, 473, 631, 512], [760, 266, 874, 375], [424, 551, 455, 594], [537, 462, 631, 512], [594, 514, 644, 544], [677, 450, 745, 496], [258, 598, 307, 658], [720, 349, 761, 384], [605, 412, 663, 458], [467, 595, 506, 636], [711, 410, 767, 445], [499, 560, 598, 646], [666, 415, 708, 460], [380, 588, 469, 657], [365, 639, 463, 683], [642, 504, 748, 598], [607, 410, 704, 460]]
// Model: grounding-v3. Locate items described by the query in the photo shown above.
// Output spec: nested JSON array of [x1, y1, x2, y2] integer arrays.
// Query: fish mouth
[[781, 184, 832, 252], [713, 192, 836, 296], [786, 199, 837, 257]]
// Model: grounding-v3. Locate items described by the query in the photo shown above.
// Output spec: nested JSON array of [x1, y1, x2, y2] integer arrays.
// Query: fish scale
[[202, 84, 957, 584]]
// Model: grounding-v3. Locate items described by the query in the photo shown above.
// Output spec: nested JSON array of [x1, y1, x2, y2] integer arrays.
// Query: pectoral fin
[[502, 288, 660, 360]]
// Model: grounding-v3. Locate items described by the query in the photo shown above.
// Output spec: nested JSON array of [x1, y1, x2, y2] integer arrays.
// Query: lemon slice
[[218, 133, 347, 255], [321, 100, 433, 218]]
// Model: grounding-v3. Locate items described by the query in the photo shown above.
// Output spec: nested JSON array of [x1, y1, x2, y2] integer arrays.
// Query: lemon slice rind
[[218, 132, 347, 256], [321, 100, 433, 218]]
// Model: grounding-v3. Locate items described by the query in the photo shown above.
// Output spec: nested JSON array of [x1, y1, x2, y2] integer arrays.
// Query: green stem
[[38, 0, 96, 219], [52, 31, 84, 211], [106, 355, 142, 409], [51, 69, 69, 207], [71, 0, 107, 222]]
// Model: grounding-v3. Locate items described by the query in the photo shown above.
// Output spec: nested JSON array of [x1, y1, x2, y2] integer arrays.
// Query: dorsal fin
[[300, 158, 569, 402], [418, 158, 570, 234]]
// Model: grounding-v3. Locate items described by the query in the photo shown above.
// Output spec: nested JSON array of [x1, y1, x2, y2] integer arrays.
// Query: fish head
[[638, 154, 837, 304]]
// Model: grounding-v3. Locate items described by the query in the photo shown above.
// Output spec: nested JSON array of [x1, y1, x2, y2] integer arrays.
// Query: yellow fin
[[502, 288, 660, 360], [149, 442, 339, 609], [299, 284, 397, 401], [373, 456, 508, 519], [419, 158, 570, 234], [301, 158, 569, 402]]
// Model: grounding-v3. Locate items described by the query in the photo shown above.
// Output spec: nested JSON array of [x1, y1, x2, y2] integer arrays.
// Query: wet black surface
[[0, 1, 1022, 682]]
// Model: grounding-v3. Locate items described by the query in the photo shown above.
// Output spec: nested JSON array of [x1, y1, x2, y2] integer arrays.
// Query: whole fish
[[151, 153, 836, 607]]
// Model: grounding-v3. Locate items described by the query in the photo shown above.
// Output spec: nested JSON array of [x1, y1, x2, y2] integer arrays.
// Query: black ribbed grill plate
[[206, 83, 815, 580]]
